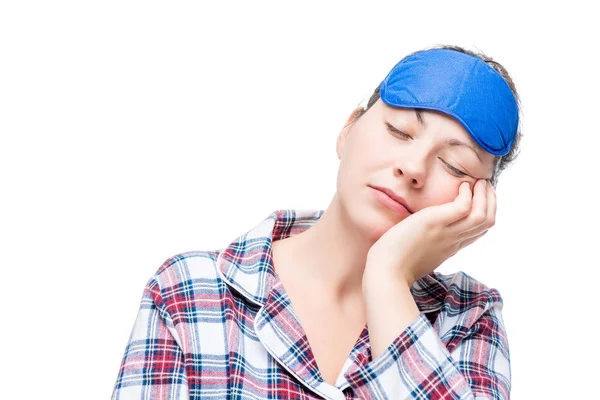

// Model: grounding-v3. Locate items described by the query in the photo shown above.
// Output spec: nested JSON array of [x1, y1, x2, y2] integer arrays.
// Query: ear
[[336, 107, 363, 160]]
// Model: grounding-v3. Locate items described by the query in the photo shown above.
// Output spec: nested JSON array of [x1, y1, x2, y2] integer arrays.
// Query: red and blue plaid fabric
[[112, 209, 511, 399]]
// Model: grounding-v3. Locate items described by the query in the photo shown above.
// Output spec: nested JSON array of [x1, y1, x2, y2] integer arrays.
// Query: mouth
[[369, 185, 414, 214]]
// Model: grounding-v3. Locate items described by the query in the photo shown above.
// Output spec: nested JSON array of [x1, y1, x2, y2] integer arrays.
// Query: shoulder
[[427, 270, 505, 335], [432, 270, 504, 307], [138, 249, 237, 327], [155, 250, 222, 282], [147, 249, 226, 303], [428, 270, 509, 355]]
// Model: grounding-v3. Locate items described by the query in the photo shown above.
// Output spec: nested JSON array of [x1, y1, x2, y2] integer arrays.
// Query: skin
[[271, 98, 498, 364]]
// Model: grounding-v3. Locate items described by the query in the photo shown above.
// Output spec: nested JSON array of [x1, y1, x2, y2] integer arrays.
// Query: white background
[[1, 1, 598, 399]]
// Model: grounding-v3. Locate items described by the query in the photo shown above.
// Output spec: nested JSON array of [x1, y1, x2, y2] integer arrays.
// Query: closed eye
[[438, 158, 468, 177], [386, 122, 412, 139]]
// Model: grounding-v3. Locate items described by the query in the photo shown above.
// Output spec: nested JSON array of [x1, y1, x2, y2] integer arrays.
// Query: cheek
[[338, 131, 377, 183], [423, 179, 463, 207], [336, 139, 363, 192]]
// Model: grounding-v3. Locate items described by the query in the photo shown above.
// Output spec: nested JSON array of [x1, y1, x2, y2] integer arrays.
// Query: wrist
[[363, 258, 415, 293], [362, 263, 414, 300]]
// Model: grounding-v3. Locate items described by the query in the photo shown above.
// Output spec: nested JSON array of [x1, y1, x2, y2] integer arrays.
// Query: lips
[[370, 185, 413, 214]]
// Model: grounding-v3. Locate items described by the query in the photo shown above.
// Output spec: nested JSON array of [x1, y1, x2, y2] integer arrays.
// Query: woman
[[112, 44, 521, 399]]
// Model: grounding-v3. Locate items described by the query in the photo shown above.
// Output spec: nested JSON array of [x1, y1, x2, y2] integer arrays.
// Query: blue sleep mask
[[379, 48, 519, 156]]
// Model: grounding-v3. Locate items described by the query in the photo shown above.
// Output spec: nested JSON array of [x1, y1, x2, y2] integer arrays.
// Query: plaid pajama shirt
[[112, 209, 511, 399]]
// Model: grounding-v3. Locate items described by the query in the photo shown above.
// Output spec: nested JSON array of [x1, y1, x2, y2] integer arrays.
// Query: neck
[[273, 194, 379, 306]]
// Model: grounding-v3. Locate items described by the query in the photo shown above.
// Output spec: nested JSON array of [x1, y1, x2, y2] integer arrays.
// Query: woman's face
[[335, 99, 496, 238]]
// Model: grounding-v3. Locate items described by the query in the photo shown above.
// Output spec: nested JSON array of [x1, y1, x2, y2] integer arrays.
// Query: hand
[[363, 179, 496, 291]]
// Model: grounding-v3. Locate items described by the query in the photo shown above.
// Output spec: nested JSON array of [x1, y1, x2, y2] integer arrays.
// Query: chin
[[354, 198, 403, 242]]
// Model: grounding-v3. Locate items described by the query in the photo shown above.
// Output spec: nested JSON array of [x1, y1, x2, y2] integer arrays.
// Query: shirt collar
[[215, 209, 447, 313]]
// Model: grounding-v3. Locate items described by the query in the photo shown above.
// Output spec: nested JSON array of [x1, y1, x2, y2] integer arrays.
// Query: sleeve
[[111, 277, 190, 400], [344, 298, 511, 400]]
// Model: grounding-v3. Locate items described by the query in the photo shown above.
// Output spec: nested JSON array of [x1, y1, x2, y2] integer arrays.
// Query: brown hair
[[353, 44, 523, 188]]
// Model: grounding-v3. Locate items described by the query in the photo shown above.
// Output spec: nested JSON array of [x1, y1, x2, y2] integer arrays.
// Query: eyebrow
[[414, 109, 426, 126], [443, 138, 483, 162], [413, 109, 483, 162]]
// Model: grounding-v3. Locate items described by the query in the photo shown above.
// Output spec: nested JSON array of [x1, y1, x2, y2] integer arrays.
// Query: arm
[[346, 280, 511, 399], [111, 278, 189, 400]]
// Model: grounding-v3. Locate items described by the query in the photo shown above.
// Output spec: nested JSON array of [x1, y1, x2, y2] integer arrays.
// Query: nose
[[394, 149, 427, 189]]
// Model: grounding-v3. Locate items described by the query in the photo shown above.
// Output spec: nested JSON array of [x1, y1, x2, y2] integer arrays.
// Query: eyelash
[[385, 123, 468, 177]]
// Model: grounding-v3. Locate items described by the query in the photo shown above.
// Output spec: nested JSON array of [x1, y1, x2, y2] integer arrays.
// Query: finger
[[458, 229, 488, 251], [459, 179, 497, 239], [449, 179, 488, 233], [486, 180, 497, 228], [438, 181, 473, 226]]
